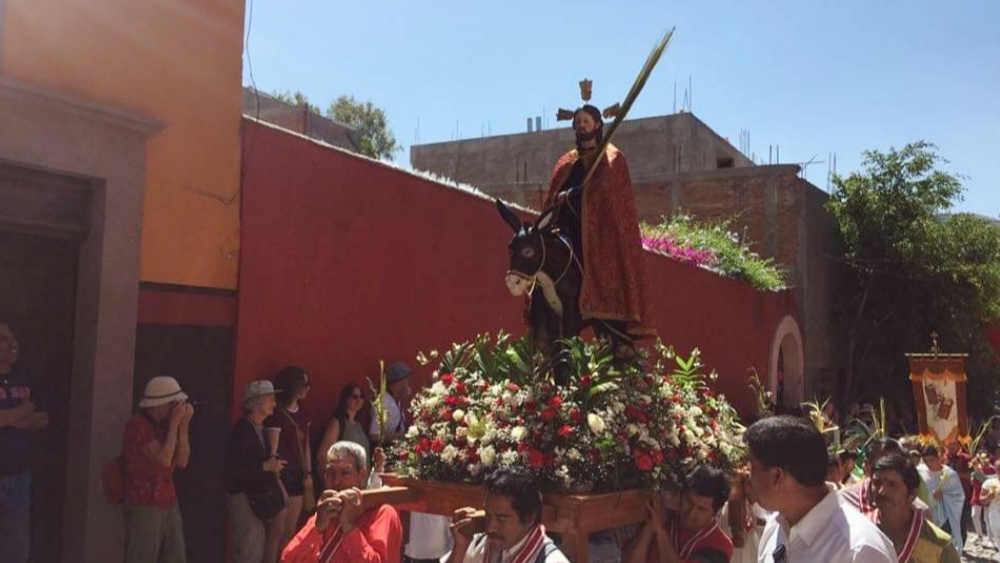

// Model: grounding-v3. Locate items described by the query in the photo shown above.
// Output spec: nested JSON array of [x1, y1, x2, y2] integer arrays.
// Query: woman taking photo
[[122, 376, 193, 563], [263, 366, 313, 559]]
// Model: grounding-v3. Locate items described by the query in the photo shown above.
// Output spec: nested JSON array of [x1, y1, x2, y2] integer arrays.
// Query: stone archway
[[769, 315, 804, 408]]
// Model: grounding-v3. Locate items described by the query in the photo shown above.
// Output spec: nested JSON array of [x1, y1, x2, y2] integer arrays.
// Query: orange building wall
[[1, 0, 245, 289]]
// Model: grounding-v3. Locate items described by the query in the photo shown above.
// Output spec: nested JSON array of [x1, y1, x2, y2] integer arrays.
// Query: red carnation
[[540, 408, 558, 420], [548, 396, 563, 409], [455, 381, 467, 394], [558, 424, 572, 437], [569, 408, 583, 423], [440, 373, 454, 385], [444, 395, 460, 406], [579, 374, 592, 386], [415, 437, 431, 453], [439, 408, 453, 421], [524, 401, 537, 413], [528, 448, 544, 468], [430, 438, 444, 453]]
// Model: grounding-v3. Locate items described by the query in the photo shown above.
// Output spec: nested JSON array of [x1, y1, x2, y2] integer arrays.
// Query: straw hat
[[138, 376, 188, 408]]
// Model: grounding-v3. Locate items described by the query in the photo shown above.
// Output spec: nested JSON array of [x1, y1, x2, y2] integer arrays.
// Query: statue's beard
[[575, 128, 600, 144]]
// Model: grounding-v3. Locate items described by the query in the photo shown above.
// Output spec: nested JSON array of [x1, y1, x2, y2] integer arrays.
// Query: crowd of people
[[7, 313, 1000, 563], [112, 354, 1000, 563]]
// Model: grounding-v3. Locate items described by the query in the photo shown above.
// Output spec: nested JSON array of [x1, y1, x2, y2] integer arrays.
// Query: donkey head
[[496, 199, 557, 297]]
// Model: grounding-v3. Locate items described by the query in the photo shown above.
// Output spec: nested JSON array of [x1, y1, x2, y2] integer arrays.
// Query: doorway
[[0, 230, 80, 563]]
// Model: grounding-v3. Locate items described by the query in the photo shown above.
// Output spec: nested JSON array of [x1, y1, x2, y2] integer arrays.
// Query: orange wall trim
[[138, 282, 236, 327]]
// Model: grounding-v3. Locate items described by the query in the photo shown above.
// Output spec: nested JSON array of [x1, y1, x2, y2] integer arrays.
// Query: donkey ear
[[536, 206, 558, 231], [496, 199, 522, 232]]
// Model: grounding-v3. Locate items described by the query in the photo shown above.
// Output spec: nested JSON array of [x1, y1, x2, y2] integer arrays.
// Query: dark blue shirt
[[0, 365, 46, 474]]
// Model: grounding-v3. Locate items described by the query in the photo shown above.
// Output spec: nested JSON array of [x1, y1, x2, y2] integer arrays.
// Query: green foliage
[[326, 95, 401, 161], [269, 89, 319, 112], [640, 214, 786, 291], [826, 141, 1000, 417]]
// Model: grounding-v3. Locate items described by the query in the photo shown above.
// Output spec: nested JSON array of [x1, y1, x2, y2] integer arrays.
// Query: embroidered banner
[[905, 353, 969, 446]]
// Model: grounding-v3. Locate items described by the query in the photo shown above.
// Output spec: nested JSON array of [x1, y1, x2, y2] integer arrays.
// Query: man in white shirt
[[369, 361, 411, 445], [744, 416, 896, 563], [443, 468, 569, 563]]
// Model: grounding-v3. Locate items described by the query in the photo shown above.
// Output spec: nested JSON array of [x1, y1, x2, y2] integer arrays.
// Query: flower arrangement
[[641, 213, 786, 291], [393, 333, 745, 493]]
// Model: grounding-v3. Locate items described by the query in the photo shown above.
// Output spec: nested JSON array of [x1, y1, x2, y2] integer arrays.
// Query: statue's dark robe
[[544, 143, 656, 339]]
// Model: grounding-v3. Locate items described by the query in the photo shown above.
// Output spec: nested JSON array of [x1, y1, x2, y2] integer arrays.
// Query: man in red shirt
[[282, 441, 401, 563], [622, 465, 733, 563]]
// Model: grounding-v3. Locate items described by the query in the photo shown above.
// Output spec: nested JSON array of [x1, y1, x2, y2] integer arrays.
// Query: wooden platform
[[380, 474, 650, 562]]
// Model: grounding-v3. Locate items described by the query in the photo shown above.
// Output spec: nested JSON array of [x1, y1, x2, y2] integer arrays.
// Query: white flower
[[587, 413, 606, 434], [424, 396, 441, 409], [688, 406, 703, 417], [406, 426, 420, 439], [453, 409, 466, 423], [502, 391, 517, 406], [499, 450, 520, 466], [627, 423, 641, 436], [441, 444, 459, 463], [465, 412, 479, 428], [456, 427, 468, 438], [511, 426, 528, 441], [567, 448, 582, 461], [480, 445, 497, 467]]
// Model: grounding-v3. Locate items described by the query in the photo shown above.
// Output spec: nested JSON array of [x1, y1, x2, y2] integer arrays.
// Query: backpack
[[101, 455, 125, 505]]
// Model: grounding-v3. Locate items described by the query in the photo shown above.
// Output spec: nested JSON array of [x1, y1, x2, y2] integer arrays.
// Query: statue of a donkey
[[496, 200, 583, 384]]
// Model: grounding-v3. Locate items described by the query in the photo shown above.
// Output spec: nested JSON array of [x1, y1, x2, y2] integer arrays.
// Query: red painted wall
[[986, 322, 1000, 360], [235, 120, 797, 426]]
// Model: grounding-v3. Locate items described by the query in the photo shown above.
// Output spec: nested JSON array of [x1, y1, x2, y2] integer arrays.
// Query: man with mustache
[[443, 467, 568, 563], [542, 100, 656, 358], [871, 454, 959, 563]]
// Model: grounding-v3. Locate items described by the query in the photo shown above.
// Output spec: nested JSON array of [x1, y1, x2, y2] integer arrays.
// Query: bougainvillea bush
[[394, 333, 745, 493]]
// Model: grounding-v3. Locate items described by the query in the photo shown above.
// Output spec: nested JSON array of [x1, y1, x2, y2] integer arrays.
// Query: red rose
[[440, 408, 453, 421], [444, 395, 460, 406], [430, 438, 444, 453], [558, 424, 572, 437], [524, 401, 537, 413], [548, 396, 563, 409], [540, 408, 557, 420], [579, 374, 592, 386], [455, 381, 467, 394], [633, 449, 654, 471], [569, 408, 583, 423], [440, 373, 454, 385]]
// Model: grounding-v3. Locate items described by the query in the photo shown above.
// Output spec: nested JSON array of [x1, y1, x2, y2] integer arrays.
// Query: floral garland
[[394, 334, 745, 493]]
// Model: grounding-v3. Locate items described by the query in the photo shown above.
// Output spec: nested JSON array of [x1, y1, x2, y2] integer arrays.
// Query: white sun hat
[[138, 376, 188, 408]]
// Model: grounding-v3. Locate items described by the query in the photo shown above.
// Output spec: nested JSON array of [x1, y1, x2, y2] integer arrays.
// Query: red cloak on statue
[[543, 143, 656, 339]]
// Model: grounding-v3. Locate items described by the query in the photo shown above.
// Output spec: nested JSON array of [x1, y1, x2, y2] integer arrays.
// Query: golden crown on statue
[[556, 78, 621, 121]]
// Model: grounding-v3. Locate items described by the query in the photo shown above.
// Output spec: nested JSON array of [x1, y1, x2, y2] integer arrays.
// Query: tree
[[826, 141, 1000, 419], [326, 95, 400, 161]]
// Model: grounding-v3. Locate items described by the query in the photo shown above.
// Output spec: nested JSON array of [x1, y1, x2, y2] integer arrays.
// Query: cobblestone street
[[963, 536, 999, 562]]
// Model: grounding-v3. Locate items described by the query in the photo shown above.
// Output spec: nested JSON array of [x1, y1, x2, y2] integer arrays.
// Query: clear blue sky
[[243, 0, 999, 216]]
